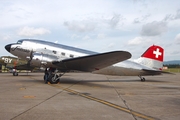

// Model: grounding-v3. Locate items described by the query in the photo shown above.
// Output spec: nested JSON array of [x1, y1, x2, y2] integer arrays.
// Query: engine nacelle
[[30, 53, 58, 67]]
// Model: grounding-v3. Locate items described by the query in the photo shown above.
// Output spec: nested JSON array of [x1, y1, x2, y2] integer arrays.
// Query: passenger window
[[53, 50, 57, 54], [61, 52, 65, 56], [70, 54, 74, 58]]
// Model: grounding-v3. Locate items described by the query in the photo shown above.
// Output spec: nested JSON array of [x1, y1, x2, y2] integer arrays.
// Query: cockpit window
[[17, 40, 23, 44]]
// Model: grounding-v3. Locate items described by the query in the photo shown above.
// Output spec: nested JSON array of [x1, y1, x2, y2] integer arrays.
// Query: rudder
[[136, 45, 164, 70]]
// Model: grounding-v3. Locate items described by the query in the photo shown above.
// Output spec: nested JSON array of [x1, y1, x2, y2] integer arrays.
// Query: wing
[[15, 64, 35, 70], [5, 63, 35, 70], [52, 51, 131, 72]]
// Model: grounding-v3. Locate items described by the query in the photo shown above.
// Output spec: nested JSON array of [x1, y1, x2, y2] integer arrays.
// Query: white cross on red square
[[153, 48, 162, 58]]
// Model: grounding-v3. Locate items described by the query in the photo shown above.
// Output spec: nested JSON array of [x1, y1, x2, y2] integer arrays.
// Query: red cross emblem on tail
[[153, 48, 162, 58], [141, 45, 164, 62]]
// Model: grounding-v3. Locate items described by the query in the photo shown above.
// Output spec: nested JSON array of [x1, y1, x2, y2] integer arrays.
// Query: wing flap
[[52, 51, 131, 72]]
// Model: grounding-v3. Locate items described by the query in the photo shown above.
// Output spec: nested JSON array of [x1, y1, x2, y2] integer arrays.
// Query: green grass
[[163, 68, 180, 73]]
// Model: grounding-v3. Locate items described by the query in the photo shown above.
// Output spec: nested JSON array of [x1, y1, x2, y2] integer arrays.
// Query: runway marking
[[23, 95, 36, 98], [50, 84, 155, 120], [19, 87, 26, 90]]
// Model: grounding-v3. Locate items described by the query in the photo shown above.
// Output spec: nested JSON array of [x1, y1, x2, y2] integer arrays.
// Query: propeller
[[13, 58, 18, 69], [27, 50, 34, 66]]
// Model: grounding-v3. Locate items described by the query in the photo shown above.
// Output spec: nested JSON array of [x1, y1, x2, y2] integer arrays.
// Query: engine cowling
[[30, 53, 58, 67]]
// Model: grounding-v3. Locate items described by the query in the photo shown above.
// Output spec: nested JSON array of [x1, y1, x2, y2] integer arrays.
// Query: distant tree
[[163, 64, 180, 68]]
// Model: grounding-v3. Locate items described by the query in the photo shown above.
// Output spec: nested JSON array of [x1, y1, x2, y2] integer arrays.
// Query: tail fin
[[136, 45, 164, 70]]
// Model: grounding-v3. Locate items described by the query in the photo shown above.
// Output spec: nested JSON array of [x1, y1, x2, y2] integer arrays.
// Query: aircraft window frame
[[61, 52, 65, 56], [17, 40, 23, 44], [53, 50, 57, 54], [70, 54, 74, 58]]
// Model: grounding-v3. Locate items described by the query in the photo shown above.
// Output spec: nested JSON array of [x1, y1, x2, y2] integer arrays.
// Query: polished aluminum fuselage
[[8, 39, 161, 76]]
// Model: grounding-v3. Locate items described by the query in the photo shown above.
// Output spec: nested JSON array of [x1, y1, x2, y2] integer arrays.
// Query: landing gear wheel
[[48, 74, 59, 84], [138, 75, 146, 82], [141, 77, 145, 82], [13, 72, 18, 76]]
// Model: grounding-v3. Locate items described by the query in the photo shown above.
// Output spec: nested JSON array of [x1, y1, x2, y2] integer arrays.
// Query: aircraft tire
[[141, 78, 145, 82], [48, 74, 59, 84], [13, 72, 18, 76]]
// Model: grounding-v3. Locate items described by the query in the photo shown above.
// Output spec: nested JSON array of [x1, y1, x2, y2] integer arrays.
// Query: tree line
[[163, 64, 180, 68]]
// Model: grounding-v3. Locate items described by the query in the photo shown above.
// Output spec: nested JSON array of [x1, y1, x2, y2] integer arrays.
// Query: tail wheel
[[48, 74, 59, 84], [141, 77, 145, 82], [138, 75, 146, 82]]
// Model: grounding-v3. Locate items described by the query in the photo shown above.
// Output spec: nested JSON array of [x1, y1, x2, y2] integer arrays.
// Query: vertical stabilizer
[[136, 45, 164, 70]]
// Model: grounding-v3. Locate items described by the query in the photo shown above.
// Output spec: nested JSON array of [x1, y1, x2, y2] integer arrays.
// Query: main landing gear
[[138, 75, 146, 82], [44, 68, 62, 84], [47, 74, 59, 84], [12, 69, 18, 76], [13, 71, 18, 76]]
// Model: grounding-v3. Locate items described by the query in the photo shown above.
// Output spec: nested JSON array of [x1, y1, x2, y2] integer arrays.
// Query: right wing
[[52, 51, 131, 72]]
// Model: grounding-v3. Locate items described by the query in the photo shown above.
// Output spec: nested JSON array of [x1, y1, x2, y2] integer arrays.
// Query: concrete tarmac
[[0, 72, 180, 120]]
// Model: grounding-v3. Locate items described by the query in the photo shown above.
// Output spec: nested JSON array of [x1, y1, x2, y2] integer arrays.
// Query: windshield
[[17, 40, 23, 44]]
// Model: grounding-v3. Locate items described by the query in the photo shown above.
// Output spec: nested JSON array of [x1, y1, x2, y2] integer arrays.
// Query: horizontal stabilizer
[[142, 69, 174, 75], [52, 51, 131, 72], [161, 71, 175, 75]]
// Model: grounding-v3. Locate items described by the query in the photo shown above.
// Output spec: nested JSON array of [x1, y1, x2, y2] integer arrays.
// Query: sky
[[0, 0, 180, 61]]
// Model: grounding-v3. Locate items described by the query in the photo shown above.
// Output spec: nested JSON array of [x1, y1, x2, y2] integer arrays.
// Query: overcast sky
[[0, 0, 180, 61]]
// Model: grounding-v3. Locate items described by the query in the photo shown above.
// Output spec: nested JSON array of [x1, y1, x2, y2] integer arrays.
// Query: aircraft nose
[[5, 44, 11, 52]]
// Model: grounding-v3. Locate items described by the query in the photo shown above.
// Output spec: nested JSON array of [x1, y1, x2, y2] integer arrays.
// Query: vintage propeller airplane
[[5, 39, 164, 84], [0, 56, 36, 76]]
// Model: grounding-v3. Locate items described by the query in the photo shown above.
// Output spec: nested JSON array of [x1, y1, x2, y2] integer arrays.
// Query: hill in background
[[163, 60, 180, 65]]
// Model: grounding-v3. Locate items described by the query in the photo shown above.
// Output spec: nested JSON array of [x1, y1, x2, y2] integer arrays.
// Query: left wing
[[52, 51, 131, 72]]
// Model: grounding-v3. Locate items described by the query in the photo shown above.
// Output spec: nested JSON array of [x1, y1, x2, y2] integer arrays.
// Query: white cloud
[[107, 43, 115, 48], [127, 37, 151, 45], [164, 14, 174, 21], [164, 9, 180, 21], [97, 33, 106, 39], [17, 26, 51, 37], [3, 35, 11, 40], [170, 51, 180, 55], [133, 18, 141, 24], [128, 37, 143, 45], [71, 34, 80, 40], [141, 21, 167, 36], [64, 20, 96, 32], [175, 9, 180, 19], [109, 14, 123, 28], [175, 33, 180, 44], [133, 14, 151, 24], [82, 35, 90, 40], [0, 34, 11, 41]]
